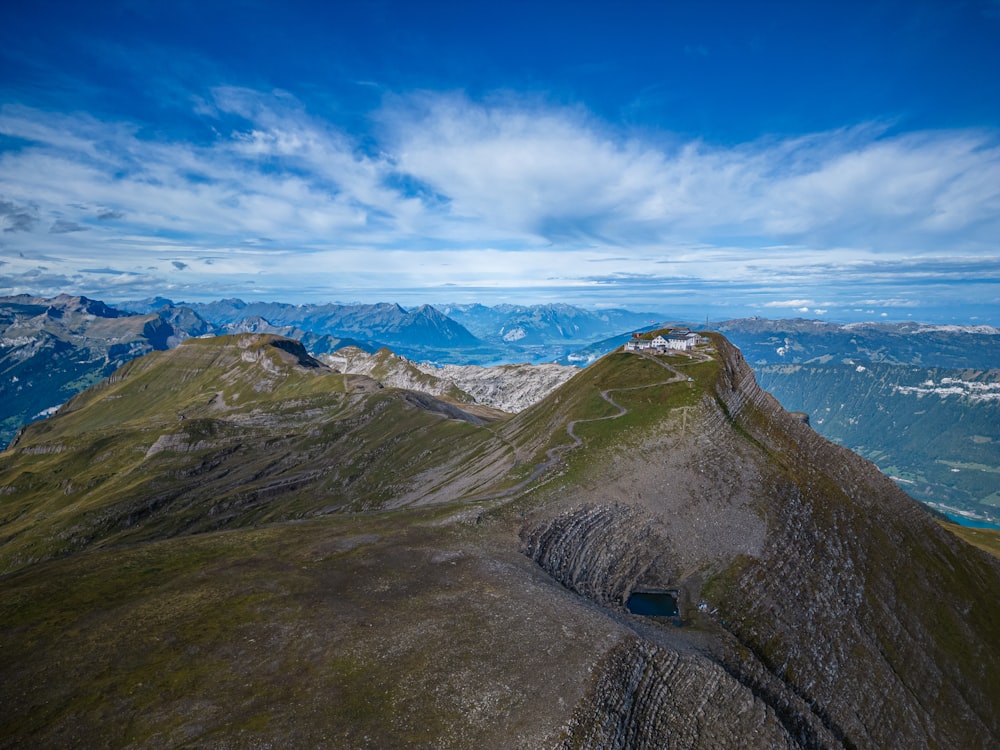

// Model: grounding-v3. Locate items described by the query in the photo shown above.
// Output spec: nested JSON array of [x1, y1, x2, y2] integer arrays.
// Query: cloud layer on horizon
[[1, 88, 998, 314]]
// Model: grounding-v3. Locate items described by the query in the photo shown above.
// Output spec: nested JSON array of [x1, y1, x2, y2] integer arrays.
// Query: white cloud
[[381, 96, 1000, 253], [764, 299, 817, 308], [0, 90, 998, 310]]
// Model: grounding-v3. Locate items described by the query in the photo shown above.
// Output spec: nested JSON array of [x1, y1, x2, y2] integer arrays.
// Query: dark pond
[[626, 590, 679, 617]]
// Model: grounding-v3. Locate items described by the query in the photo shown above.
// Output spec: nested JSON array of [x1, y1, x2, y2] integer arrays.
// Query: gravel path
[[469, 350, 696, 501]]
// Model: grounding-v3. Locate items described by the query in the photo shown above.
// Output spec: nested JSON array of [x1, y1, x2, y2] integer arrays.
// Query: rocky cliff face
[[426, 360, 579, 413], [517, 335, 1000, 749], [323, 345, 578, 413], [560, 638, 817, 749], [520, 504, 663, 608]]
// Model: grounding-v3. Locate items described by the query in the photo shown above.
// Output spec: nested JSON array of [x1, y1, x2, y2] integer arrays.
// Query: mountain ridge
[[118, 297, 482, 352], [1, 330, 998, 747], [516, 335, 1000, 747], [5, 295, 998, 534], [322, 345, 579, 414]]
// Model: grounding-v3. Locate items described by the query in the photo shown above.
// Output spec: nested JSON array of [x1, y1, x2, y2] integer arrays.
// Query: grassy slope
[[0, 507, 624, 749], [499, 349, 718, 473], [941, 522, 1000, 560], [1, 337, 725, 747], [0, 335, 510, 572]]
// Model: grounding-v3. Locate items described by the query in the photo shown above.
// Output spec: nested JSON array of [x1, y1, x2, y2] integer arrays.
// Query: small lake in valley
[[626, 590, 679, 617]]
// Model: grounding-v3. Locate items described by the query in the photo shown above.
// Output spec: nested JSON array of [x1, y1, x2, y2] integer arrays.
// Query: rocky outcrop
[[520, 505, 665, 608], [559, 638, 822, 750], [324, 346, 579, 413], [427, 360, 579, 412], [522, 336, 1000, 750]]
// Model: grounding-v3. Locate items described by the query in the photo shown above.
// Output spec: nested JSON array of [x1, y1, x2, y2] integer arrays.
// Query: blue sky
[[1, 0, 999, 323]]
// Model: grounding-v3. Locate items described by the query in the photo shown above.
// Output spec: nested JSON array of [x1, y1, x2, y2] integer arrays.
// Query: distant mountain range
[[0, 294, 210, 445], [117, 297, 482, 358], [441, 302, 661, 348], [120, 297, 665, 363], [4, 294, 998, 529], [716, 317, 1000, 369]]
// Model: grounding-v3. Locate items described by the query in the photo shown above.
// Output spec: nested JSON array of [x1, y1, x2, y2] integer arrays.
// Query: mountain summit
[[1, 332, 997, 748]]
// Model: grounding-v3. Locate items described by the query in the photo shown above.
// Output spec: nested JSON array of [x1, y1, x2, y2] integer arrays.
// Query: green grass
[[0, 336, 514, 572], [0, 498, 606, 747], [500, 346, 722, 482], [939, 522, 1000, 560], [936, 459, 1000, 474], [1, 517, 394, 744], [980, 492, 1000, 508]]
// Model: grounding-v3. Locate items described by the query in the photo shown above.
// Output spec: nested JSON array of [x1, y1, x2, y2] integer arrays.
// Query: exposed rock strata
[[520, 505, 842, 749], [559, 638, 813, 749], [323, 346, 578, 413], [427, 360, 579, 412], [520, 505, 666, 608], [523, 336, 1000, 750]]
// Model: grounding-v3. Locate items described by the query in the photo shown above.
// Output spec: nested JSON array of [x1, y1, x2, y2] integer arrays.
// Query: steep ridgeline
[[754, 362, 1000, 525], [715, 318, 1000, 527], [0, 294, 212, 447], [323, 345, 579, 413], [217, 315, 377, 356], [514, 336, 1000, 748], [0, 332, 997, 748]]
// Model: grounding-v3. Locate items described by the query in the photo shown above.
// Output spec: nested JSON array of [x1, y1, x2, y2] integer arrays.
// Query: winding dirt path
[[556, 352, 686, 458], [470, 351, 697, 501]]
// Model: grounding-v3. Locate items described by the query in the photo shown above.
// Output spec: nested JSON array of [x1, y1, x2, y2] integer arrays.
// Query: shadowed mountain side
[[175, 299, 483, 350], [0, 332, 997, 748], [711, 318, 1000, 525]]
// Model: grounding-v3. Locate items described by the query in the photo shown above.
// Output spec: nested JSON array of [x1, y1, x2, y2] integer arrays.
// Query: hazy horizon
[[2, 1, 998, 325], [14, 289, 985, 329]]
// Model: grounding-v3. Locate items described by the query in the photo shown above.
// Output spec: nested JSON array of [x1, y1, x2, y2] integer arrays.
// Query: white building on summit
[[625, 330, 701, 352]]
